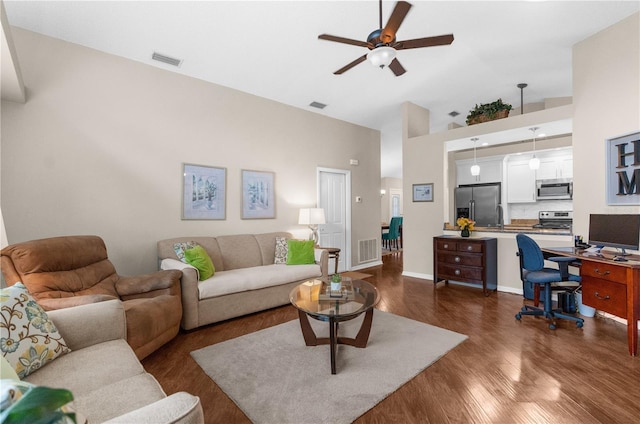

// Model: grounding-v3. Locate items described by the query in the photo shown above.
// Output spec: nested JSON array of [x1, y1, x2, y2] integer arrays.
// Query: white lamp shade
[[529, 157, 540, 170], [298, 208, 326, 225], [367, 46, 396, 68], [470, 164, 481, 176]]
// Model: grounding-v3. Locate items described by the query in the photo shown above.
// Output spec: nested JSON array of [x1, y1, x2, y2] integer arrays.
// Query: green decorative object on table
[[457, 217, 475, 238], [330, 273, 342, 291]]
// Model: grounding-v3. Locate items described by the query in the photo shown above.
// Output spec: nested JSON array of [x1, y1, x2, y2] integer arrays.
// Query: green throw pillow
[[184, 245, 215, 280], [286, 240, 315, 265]]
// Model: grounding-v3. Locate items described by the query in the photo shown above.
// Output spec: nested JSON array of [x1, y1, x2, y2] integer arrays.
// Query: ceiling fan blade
[[318, 34, 372, 49], [334, 54, 368, 75], [380, 1, 412, 44], [388, 58, 406, 76], [394, 34, 454, 50]]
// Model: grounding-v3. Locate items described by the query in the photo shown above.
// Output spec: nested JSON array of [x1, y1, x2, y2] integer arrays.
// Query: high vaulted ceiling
[[3, 1, 639, 178]]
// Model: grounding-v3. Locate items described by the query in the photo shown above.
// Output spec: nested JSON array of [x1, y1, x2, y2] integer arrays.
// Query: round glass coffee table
[[289, 278, 380, 374]]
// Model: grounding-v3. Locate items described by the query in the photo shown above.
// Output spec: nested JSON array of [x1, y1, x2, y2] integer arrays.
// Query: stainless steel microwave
[[536, 179, 573, 200]]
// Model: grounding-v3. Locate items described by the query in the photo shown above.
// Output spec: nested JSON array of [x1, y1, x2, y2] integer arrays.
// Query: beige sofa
[[157, 232, 329, 330], [22, 299, 204, 423]]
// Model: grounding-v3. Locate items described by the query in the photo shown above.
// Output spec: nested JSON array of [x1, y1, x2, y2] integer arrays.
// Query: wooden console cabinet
[[433, 236, 498, 296]]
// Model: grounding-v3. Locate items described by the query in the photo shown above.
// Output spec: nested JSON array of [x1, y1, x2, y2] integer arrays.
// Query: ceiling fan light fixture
[[367, 46, 396, 68]]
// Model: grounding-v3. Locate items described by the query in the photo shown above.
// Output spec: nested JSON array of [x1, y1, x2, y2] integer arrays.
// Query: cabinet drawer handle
[[454, 256, 461, 263], [467, 246, 473, 251], [594, 268, 610, 276], [594, 292, 610, 301], [444, 244, 449, 249], [454, 269, 461, 276]]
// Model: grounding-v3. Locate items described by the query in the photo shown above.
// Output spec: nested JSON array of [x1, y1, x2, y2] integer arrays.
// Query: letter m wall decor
[[607, 131, 640, 205]]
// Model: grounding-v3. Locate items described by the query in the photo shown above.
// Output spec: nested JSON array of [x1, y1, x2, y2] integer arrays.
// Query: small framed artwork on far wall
[[242, 169, 276, 219], [413, 183, 434, 202]]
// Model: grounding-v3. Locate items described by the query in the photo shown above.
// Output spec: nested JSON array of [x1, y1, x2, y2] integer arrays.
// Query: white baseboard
[[350, 260, 382, 271]]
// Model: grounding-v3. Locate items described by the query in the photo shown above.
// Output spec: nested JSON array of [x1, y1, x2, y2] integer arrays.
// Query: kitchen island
[[443, 222, 572, 236], [439, 224, 573, 294]]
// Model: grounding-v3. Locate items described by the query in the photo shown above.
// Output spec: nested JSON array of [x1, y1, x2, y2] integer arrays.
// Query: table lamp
[[298, 208, 326, 245]]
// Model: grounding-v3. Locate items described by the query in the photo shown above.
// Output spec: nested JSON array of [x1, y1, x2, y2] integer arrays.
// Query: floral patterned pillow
[[274, 237, 288, 264], [0, 283, 71, 378], [173, 241, 198, 263]]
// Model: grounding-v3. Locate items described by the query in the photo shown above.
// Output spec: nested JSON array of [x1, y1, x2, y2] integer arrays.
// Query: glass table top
[[290, 278, 379, 320]]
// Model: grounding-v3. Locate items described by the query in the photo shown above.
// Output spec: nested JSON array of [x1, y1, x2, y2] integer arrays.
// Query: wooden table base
[[297, 308, 375, 374]]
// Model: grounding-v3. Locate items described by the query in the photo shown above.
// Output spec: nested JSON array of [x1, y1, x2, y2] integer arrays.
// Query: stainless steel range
[[533, 211, 573, 229]]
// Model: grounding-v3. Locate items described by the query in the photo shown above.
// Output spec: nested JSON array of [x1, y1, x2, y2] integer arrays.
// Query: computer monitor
[[588, 214, 640, 255]]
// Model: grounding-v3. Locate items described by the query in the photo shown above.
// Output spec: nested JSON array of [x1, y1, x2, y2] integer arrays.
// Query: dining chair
[[382, 216, 402, 250]]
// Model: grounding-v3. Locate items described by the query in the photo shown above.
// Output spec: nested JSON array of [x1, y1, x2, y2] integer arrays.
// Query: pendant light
[[470, 137, 480, 176], [529, 127, 540, 170]]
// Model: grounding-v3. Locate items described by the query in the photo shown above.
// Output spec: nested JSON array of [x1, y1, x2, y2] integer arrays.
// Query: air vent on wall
[[358, 238, 378, 263], [152, 52, 182, 67]]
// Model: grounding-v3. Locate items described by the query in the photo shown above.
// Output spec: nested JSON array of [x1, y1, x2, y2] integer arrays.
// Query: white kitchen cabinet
[[535, 149, 573, 180], [456, 157, 503, 186], [537, 157, 573, 179], [507, 159, 537, 203]]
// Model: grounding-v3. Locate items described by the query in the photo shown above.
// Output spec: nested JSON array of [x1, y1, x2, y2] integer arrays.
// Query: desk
[[542, 247, 640, 356]]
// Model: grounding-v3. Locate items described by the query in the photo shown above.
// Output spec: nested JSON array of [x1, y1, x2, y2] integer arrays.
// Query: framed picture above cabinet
[[413, 183, 434, 202]]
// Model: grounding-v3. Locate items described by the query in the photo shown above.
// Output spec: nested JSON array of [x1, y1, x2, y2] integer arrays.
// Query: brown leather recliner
[[1, 235, 183, 360]]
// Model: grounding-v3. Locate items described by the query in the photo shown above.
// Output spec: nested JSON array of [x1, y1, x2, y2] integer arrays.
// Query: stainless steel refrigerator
[[454, 183, 502, 227]]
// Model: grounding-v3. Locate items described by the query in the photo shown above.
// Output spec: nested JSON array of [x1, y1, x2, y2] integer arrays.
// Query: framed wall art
[[413, 183, 434, 202], [606, 130, 640, 205], [242, 169, 275, 219], [182, 163, 226, 220]]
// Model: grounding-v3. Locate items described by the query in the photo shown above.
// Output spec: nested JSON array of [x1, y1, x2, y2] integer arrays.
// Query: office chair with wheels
[[514, 233, 584, 329]]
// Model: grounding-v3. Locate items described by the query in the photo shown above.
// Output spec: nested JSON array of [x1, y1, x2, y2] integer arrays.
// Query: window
[[391, 194, 400, 217]]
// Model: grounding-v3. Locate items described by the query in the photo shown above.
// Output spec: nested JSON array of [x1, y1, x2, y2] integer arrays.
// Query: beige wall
[[401, 103, 444, 278], [0, 28, 381, 275], [402, 13, 639, 287], [572, 12, 640, 234]]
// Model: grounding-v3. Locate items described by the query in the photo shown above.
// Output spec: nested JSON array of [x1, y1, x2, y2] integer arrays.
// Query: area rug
[[340, 271, 373, 280], [191, 310, 467, 424]]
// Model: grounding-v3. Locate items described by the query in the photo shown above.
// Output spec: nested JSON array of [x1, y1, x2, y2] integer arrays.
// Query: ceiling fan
[[318, 0, 454, 76]]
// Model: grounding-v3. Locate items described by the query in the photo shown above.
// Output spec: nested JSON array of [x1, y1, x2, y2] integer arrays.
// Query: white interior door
[[389, 188, 403, 218], [318, 168, 350, 273]]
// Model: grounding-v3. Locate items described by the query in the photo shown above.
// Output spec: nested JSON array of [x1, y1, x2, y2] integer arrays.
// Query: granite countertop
[[444, 219, 572, 236]]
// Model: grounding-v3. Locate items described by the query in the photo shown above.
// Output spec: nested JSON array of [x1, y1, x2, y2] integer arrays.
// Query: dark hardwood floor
[[143, 251, 640, 423]]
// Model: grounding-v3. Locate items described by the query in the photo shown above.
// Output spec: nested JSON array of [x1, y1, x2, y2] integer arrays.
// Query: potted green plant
[[330, 273, 342, 292], [466, 99, 513, 125], [0, 382, 76, 424]]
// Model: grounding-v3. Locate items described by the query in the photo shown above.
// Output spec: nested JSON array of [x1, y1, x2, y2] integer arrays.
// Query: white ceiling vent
[[152, 52, 182, 67]]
